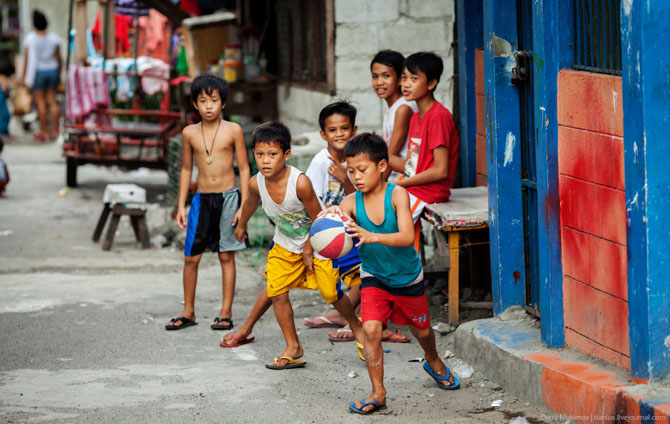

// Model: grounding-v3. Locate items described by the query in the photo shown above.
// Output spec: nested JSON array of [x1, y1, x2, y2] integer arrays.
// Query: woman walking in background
[[20, 10, 62, 142]]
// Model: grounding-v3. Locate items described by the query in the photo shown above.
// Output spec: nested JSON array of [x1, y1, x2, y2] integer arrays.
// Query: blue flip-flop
[[349, 399, 387, 415], [423, 361, 460, 390]]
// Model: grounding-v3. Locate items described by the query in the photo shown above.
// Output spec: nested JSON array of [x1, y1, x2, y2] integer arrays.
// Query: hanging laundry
[[137, 10, 170, 62], [66, 66, 110, 120], [92, 12, 132, 56], [104, 58, 136, 102], [114, 0, 149, 17], [136, 56, 170, 95]]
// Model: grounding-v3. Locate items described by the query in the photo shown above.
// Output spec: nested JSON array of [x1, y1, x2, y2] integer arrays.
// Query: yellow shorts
[[339, 265, 361, 288], [265, 243, 343, 304]]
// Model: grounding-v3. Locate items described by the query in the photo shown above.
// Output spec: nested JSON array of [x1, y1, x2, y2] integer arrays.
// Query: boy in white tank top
[[231, 122, 364, 369], [370, 50, 418, 181]]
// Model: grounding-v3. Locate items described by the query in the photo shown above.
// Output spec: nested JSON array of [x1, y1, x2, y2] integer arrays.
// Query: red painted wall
[[475, 48, 487, 186], [557, 69, 629, 369]]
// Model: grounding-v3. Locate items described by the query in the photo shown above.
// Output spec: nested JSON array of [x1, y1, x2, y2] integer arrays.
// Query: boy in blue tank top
[[322, 133, 460, 415]]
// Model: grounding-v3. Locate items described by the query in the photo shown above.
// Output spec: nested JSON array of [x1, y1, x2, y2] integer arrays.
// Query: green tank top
[[355, 184, 422, 288]]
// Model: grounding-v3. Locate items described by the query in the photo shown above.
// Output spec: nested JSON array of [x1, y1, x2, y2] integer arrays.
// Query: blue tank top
[[355, 183, 422, 288]]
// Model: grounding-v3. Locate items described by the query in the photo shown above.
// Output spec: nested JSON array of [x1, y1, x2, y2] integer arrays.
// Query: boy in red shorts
[[323, 133, 460, 415]]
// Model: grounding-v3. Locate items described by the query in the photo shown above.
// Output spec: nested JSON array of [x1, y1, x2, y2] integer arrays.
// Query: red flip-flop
[[219, 334, 255, 348]]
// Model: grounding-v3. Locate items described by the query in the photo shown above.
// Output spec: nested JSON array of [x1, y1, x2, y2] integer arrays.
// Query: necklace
[[201, 119, 221, 164]]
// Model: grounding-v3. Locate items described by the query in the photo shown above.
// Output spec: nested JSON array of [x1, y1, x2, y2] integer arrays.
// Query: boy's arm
[[394, 145, 448, 188], [176, 128, 194, 229], [384, 105, 413, 179], [233, 175, 261, 242], [232, 124, 250, 224], [296, 173, 324, 272], [346, 186, 414, 247]]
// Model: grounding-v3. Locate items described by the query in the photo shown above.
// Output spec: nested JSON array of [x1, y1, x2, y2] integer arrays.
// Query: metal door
[[515, 0, 540, 315]]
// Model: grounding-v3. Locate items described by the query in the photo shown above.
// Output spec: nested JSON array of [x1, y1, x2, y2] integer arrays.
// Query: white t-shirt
[[305, 148, 346, 208], [383, 97, 418, 181], [23, 31, 60, 87]]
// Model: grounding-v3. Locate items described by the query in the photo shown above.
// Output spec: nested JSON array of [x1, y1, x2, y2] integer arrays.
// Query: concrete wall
[[474, 48, 486, 186], [278, 0, 455, 136], [557, 69, 629, 369]]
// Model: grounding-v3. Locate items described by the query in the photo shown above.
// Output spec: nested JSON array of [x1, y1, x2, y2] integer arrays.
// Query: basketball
[[309, 213, 353, 259]]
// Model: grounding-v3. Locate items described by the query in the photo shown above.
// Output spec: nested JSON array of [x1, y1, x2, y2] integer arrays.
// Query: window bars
[[573, 0, 622, 75]]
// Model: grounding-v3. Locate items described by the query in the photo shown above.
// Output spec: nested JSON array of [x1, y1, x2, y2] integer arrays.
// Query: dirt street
[[0, 141, 560, 423]]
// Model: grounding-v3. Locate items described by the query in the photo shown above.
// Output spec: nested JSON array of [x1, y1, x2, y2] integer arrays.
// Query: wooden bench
[[422, 186, 489, 326], [92, 184, 150, 251]]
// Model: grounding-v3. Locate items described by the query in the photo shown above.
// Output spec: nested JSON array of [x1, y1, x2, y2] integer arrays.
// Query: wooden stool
[[93, 203, 150, 250]]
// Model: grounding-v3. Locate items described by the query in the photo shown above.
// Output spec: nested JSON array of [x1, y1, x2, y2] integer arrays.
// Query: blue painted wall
[[483, 0, 526, 315], [529, 0, 569, 348], [621, 0, 670, 381]]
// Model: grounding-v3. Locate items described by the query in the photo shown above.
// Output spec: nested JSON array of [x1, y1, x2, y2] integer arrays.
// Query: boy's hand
[[317, 206, 346, 219], [232, 207, 242, 226], [328, 158, 348, 183], [176, 207, 188, 229], [302, 248, 314, 273], [346, 221, 377, 247], [234, 226, 248, 243]]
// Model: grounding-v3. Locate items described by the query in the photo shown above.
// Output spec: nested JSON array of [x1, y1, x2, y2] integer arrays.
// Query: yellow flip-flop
[[356, 342, 366, 361], [265, 356, 306, 370]]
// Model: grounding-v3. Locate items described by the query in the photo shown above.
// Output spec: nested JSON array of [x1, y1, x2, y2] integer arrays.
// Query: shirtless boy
[[166, 74, 250, 331]]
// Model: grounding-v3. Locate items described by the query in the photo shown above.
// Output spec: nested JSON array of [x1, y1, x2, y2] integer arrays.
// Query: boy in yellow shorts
[[232, 122, 364, 369]]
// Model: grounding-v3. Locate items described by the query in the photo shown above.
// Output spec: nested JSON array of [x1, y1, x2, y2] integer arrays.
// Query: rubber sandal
[[423, 361, 460, 390], [303, 315, 342, 328], [219, 334, 254, 348], [349, 400, 386, 415], [211, 317, 233, 330], [356, 341, 365, 361], [165, 316, 198, 331], [265, 356, 306, 370], [382, 330, 411, 343], [327, 328, 354, 342]]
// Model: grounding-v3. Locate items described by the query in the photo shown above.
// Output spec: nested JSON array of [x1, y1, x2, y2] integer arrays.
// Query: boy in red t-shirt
[[391, 52, 459, 234]]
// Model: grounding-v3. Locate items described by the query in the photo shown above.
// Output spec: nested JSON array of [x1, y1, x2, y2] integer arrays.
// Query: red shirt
[[405, 101, 459, 203]]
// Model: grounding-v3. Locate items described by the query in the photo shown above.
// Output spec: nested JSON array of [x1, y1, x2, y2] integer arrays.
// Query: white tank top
[[257, 166, 312, 254], [383, 97, 419, 181]]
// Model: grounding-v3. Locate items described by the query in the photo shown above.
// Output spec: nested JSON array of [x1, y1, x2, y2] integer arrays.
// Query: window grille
[[573, 0, 622, 75]]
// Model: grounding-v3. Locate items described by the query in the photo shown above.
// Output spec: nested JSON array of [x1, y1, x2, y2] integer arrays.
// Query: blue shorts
[[184, 189, 247, 256], [32, 69, 60, 90]]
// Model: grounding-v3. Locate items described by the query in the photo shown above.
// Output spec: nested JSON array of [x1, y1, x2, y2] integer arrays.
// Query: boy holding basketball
[[303, 101, 410, 344], [323, 133, 459, 415], [232, 122, 364, 369]]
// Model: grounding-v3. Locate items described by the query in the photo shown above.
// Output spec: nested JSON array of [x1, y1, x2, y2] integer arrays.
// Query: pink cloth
[[66, 66, 110, 120]]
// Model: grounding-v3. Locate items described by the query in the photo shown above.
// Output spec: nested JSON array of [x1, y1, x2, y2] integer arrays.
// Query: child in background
[[166, 74, 250, 331], [392, 52, 460, 252], [0, 60, 15, 139], [323, 133, 459, 415], [0, 140, 9, 197], [395, 52, 459, 208], [232, 122, 364, 368], [303, 101, 359, 328], [370, 50, 417, 181]]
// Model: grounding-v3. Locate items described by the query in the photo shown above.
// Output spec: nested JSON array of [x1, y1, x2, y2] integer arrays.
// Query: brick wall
[[278, 0, 455, 135], [557, 69, 629, 369], [475, 49, 486, 186]]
